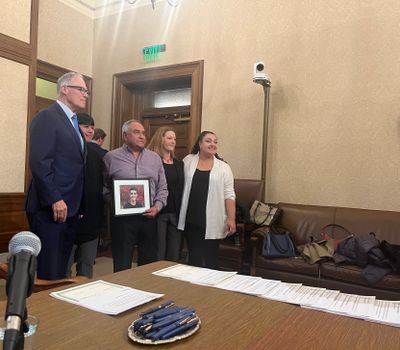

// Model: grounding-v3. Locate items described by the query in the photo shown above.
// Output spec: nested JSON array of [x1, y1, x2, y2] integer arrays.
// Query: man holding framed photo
[[103, 119, 168, 272]]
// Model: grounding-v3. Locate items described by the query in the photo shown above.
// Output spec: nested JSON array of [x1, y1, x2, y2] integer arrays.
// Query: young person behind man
[[103, 119, 168, 272], [25, 72, 88, 279], [67, 113, 107, 278]]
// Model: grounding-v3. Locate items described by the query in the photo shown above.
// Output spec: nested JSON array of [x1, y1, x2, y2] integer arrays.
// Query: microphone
[[3, 231, 41, 350]]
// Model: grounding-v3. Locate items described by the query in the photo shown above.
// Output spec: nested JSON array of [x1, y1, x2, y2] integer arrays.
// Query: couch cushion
[[255, 256, 319, 276], [320, 262, 400, 291], [276, 203, 336, 245], [334, 207, 400, 245]]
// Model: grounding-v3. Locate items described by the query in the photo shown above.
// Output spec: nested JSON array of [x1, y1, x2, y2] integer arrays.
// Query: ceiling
[[59, 0, 173, 19]]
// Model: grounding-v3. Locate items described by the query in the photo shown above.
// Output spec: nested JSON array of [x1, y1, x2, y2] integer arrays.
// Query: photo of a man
[[124, 186, 143, 209], [122, 186, 144, 209]]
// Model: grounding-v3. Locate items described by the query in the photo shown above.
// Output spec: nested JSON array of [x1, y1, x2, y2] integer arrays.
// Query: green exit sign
[[142, 44, 166, 62]]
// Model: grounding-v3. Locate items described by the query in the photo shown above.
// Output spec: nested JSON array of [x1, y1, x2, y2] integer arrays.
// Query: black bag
[[380, 240, 400, 272], [262, 227, 295, 258]]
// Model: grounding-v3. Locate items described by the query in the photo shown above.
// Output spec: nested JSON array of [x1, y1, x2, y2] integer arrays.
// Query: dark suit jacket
[[76, 142, 107, 243], [25, 102, 85, 217]]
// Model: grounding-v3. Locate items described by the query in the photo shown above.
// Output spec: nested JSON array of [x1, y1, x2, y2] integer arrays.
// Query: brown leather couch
[[251, 203, 400, 300]]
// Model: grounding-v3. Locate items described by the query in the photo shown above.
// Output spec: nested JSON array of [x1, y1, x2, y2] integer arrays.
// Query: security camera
[[253, 61, 271, 87]]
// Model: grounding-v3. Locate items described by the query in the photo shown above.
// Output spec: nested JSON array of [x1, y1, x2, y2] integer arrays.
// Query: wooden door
[[111, 61, 203, 152]]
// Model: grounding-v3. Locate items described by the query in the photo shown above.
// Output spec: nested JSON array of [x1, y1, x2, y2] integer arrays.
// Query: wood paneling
[[0, 194, 28, 252], [35, 96, 54, 115], [0, 0, 39, 252], [0, 33, 31, 65]]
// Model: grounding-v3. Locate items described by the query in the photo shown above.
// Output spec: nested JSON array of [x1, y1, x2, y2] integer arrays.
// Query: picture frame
[[113, 179, 151, 216]]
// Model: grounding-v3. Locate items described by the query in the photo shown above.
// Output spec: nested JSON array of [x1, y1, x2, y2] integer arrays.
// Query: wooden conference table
[[1, 261, 398, 350]]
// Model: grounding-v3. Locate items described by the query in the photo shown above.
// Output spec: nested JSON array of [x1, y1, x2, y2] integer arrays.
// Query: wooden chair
[[218, 179, 264, 273], [0, 262, 88, 292]]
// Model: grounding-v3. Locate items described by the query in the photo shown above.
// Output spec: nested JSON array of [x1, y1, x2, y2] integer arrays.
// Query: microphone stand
[[3, 252, 36, 350]]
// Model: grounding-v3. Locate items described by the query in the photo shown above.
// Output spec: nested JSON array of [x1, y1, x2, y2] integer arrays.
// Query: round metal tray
[[128, 319, 201, 345]]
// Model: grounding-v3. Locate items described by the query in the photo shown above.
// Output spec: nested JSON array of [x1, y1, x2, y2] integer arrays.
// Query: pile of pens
[[132, 301, 200, 341]]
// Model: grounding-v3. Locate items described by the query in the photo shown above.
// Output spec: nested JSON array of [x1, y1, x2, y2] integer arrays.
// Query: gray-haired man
[[103, 119, 168, 272], [26, 72, 88, 279]]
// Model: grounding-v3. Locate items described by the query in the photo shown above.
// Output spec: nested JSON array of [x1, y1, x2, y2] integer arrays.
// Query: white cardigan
[[178, 153, 236, 239]]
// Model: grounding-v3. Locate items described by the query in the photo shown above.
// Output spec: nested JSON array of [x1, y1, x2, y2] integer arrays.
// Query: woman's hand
[[226, 218, 236, 236]]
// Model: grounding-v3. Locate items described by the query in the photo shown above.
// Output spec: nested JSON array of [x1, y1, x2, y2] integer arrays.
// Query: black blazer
[[25, 102, 85, 217], [76, 142, 107, 243]]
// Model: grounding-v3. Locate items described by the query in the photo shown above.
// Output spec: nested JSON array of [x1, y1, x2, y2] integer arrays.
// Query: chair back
[[234, 179, 264, 210]]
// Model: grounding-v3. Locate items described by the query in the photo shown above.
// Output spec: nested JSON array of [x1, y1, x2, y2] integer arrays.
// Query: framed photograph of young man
[[113, 179, 151, 216]]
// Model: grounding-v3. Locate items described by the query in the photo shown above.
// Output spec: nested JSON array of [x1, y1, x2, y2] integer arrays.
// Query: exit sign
[[142, 44, 166, 62]]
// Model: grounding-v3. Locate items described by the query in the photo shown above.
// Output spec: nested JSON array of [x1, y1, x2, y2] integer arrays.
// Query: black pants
[[111, 215, 157, 272], [185, 222, 220, 269], [157, 212, 182, 262], [27, 210, 78, 280]]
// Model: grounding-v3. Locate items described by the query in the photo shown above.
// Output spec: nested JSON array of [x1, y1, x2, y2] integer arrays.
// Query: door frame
[[111, 60, 204, 150]]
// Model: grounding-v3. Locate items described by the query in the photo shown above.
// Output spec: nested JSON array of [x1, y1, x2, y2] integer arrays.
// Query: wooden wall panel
[[0, 0, 38, 252], [0, 194, 28, 252]]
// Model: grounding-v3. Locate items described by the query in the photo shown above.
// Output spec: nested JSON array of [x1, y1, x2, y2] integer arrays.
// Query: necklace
[[162, 154, 173, 164]]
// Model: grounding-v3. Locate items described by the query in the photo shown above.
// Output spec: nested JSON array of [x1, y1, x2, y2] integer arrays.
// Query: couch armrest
[[250, 226, 270, 275]]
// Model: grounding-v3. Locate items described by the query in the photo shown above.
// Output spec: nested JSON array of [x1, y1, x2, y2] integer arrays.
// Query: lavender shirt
[[103, 144, 168, 210]]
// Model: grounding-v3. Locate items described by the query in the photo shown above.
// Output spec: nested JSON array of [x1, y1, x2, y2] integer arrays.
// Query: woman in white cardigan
[[178, 131, 236, 269]]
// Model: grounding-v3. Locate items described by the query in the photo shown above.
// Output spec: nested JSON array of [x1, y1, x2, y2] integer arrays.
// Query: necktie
[[72, 115, 80, 136], [72, 115, 83, 148]]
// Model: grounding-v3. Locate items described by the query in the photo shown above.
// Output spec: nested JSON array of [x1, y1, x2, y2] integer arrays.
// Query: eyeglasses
[[66, 85, 90, 96]]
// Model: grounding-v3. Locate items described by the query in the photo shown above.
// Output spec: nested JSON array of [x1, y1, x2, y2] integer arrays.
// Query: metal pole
[[260, 85, 271, 202]]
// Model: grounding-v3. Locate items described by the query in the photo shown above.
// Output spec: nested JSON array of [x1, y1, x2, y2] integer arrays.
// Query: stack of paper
[[50, 280, 164, 315], [153, 264, 400, 328]]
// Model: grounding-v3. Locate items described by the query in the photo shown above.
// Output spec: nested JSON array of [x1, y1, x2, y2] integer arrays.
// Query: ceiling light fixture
[[126, 0, 179, 10]]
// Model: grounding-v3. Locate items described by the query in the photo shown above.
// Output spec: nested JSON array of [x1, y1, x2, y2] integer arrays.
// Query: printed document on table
[[50, 280, 164, 315], [303, 289, 341, 311], [184, 269, 237, 286], [260, 282, 302, 303], [322, 293, 375, 319], [289, 285, 326, 307], [153, 264, 236, 286], [241, 279, 281, 296], [214, 274, 262, 292], [364, 300, 400, 327], [152, 264, 204, 280]]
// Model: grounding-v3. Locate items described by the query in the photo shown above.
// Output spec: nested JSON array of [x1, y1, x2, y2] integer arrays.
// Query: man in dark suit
[[92, 128, 108, 152], [25, 71, 88, 280]]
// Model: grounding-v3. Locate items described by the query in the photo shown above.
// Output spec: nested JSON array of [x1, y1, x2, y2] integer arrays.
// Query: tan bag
[[249, 200, 281, 226], [298, 240, 334, 264]]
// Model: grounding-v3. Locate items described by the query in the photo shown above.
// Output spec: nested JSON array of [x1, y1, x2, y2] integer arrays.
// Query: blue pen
[[160, 318, 199, 340], [140, 300, 175, 317], [150, 306, 185, 319], [151, 309, 195, 330], [149, 315, 196, 340], [133, 318, 150, 331]]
